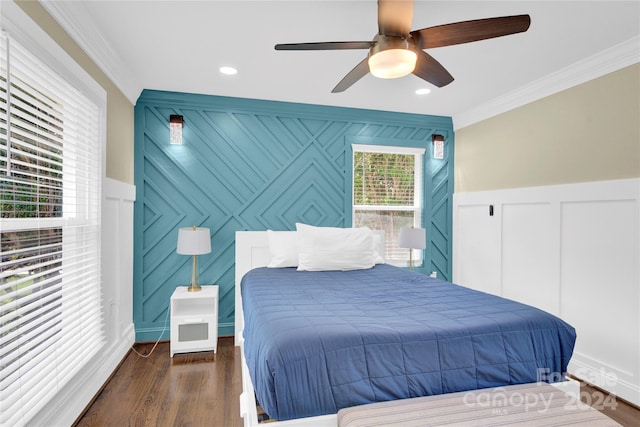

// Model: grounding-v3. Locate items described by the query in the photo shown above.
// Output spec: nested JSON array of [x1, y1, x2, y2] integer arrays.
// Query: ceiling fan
[[275, 0, 531, 93]]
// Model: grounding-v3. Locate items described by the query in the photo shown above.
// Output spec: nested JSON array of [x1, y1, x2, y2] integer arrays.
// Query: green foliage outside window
[[353, 151, 415, 206]]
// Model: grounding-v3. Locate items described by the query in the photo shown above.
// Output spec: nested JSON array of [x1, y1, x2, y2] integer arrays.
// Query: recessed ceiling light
[[219, 66, 238, 75], [415, 88, 431, 95]]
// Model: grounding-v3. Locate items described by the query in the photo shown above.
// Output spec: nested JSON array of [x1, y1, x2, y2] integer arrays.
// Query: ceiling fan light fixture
[[274, 2, 531, 93], [368, 36, 417, 79], [369, 48, 417, 79]]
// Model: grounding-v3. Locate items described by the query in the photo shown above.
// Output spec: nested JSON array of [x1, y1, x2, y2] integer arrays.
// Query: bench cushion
[[337, 383, 619, 426]]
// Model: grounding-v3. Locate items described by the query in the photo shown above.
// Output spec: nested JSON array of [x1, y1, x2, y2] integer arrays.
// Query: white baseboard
[[569, 354, 640, 406]]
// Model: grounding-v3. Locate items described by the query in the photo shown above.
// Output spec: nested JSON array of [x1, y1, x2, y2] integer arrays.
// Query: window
[[352, 144, 424, 266], [0, 29, 104, 426]]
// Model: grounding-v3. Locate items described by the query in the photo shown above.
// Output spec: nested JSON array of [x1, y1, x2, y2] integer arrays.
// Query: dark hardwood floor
[[75, 337, 640, 426], [576, 379, 640, 427], [74, 337, 242, 427]]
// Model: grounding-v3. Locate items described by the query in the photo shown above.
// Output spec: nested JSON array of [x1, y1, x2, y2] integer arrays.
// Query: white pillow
[[267, 230, 298, 268], [296, 223, 375, 271]]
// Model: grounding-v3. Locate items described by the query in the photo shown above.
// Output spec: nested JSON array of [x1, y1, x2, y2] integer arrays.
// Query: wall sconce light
[[170, 114, 184, 145], [432, 134, 444, 160]]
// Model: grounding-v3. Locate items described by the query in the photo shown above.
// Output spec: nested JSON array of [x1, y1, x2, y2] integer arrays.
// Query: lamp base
[[188, 254, 201, 292], [408, 249, 414, 272]]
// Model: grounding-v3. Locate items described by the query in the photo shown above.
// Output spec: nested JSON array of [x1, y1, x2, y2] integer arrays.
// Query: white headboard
[[234, 230, 384, 344]]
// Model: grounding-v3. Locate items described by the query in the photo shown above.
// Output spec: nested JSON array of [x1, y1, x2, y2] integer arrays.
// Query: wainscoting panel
[[453, 178, 640, 406], [501, 202, 559, 316], [134, 90, 454, 341], [560, 198, 638, 402], [103, 178, 136, 344], [454, 204, 501, 296]]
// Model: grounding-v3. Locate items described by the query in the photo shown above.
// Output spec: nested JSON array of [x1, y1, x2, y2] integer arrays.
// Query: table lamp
[[176, 226, 211, 292], [398, 227, 426, 271]]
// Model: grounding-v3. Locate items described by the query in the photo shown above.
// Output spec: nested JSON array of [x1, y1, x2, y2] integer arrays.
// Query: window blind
[[352, 145, 424, 265], [353, 151, 416, 206], [0, 33, 104, 427]]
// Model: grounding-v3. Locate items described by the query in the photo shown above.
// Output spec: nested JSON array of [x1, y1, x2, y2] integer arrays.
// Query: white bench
[[337, 382, 619, 427]]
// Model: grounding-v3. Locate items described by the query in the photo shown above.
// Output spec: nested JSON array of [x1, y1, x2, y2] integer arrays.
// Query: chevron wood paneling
[[133, 90, 454, 341]]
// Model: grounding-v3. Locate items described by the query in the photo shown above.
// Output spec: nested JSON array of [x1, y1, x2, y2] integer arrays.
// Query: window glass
[[352, 145, 424, 266], [0, 31, 104, 427]]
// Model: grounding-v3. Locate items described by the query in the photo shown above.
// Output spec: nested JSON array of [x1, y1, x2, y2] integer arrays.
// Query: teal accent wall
[[133, 90, 454, 341]]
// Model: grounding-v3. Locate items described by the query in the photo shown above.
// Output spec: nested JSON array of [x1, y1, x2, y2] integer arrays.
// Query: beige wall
[[455, 63, 640, 193], [16, 1, 135, 184]]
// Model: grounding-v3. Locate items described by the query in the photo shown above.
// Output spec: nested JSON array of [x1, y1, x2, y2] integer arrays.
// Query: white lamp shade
[[398, 227, 426, 250], [177, 227, 211, 255]]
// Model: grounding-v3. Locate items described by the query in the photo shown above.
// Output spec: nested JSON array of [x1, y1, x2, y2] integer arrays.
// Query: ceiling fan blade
[[412, 51, 454, 88], [275, 41, 373, 51], [332, 57, 370, 93], [378, 0, 413, 37], [412, 15, 531, 49]]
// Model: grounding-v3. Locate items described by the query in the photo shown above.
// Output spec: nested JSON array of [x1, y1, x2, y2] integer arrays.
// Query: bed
[[235, 228, 577, 426]]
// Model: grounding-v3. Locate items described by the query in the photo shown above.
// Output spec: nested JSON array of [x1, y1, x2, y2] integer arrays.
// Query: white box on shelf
[[170, 285, 218, 357]]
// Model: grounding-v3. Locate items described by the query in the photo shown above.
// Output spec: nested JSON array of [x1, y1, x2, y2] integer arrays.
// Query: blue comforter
[[241, 264, 576, 421]]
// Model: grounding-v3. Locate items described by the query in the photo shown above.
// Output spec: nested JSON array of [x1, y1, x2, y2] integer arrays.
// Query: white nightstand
[[170, 285, 218, 357]]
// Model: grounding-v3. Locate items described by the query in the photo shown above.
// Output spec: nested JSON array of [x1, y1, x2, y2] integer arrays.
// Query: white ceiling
[[42, 1, 639, 128]]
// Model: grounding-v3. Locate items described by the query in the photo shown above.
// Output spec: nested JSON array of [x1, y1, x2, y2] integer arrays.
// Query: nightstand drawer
[[179, 322, 209, 341]]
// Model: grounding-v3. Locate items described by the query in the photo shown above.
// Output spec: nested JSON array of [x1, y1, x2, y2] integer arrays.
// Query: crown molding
[[453, 35, 640, 130], [40, 0, 142, 104]]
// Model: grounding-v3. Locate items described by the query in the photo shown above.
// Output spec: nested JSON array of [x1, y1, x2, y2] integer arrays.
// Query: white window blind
[[0, 33, 104, 427], [352, 144, 424, 266]]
